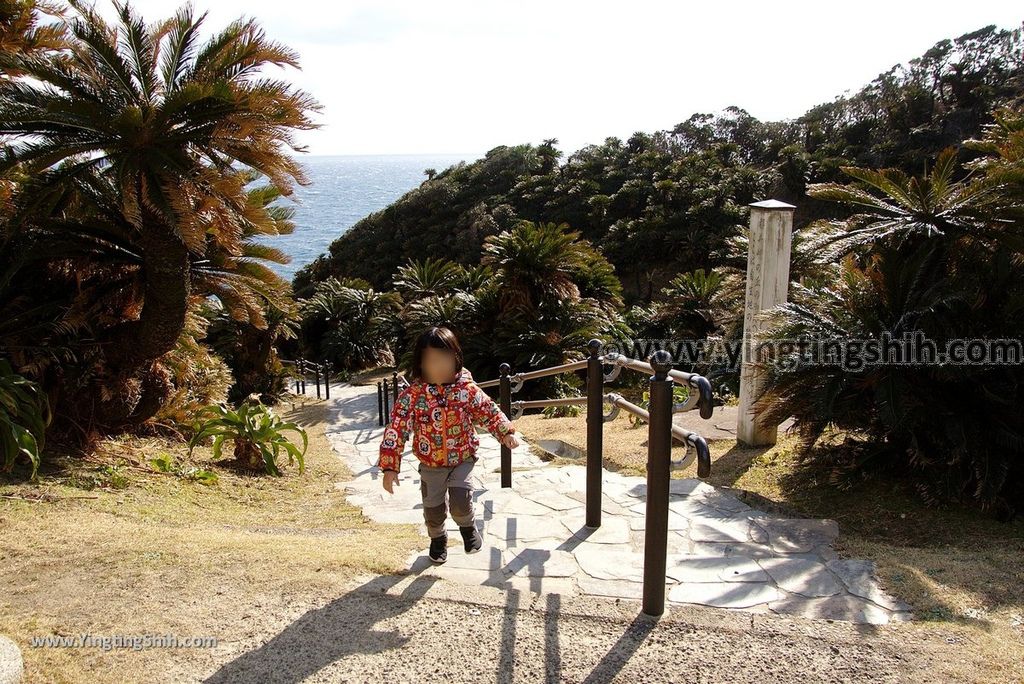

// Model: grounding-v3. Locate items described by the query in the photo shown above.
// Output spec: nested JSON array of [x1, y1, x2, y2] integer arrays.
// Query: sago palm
[[0, 0, 320, 427]]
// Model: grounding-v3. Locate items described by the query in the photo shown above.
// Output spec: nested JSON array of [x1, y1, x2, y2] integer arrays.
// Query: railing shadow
[[203, 572, 441, 684]]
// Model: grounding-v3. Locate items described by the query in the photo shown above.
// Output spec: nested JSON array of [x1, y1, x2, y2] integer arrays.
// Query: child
[[377, 326, 520, 563]]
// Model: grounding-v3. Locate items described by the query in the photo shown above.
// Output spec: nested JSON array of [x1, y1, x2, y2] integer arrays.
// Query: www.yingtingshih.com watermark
[[28, 633, 218, 651], [601, 333, 1024, 372]]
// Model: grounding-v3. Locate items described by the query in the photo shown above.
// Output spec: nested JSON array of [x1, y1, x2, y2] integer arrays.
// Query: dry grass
[[515, 410, 1024, 682], [0, 398, 422, 684]]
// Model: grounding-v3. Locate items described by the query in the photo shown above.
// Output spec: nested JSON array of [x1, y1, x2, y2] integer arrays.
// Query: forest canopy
[[294, 23, 1024, 303]]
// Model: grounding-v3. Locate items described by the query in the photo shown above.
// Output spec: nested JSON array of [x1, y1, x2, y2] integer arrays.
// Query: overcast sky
[[96, 1, 1022, 157]]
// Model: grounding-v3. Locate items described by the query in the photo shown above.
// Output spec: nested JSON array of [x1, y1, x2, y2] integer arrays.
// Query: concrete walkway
[[324, 382, 912, 625]]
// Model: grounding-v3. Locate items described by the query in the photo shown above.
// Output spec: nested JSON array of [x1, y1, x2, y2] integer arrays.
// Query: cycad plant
[[754, 140, 1024, 518], [300, 277, 401, 370], [0, 0, 320, 432], [472, 220, 626, 395]]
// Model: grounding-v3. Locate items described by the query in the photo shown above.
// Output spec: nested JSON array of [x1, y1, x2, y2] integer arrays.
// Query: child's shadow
[[203, 572, 439, 684]]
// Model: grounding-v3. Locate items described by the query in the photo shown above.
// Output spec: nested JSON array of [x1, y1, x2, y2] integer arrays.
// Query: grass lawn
[[0, 398, 422, 683], [515, 409, 1024, 681]]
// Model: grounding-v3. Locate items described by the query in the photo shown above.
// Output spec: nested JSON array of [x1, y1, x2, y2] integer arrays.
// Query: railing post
[[499, 363, 512, 488], [377, 381, 384, 426], [642, 350, 673, 618], [314, 363, 322, 399], [586, 338, 603, 528], [298, 358, 306, 395], [392, 370, 398, 405], [382, 378, 391, 420], [323, 361, 331, 400], [738, 199, 795, 446]]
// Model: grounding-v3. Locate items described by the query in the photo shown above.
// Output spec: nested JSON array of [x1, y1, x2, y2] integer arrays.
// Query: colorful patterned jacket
[[377, 367, 516, 473]]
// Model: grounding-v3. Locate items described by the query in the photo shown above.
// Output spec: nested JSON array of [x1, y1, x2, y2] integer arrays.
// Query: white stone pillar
[[737, 199, 795, 446]]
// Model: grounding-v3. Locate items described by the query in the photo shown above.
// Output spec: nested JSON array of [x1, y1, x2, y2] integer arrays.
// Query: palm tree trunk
[[96, 229, 192, 430]]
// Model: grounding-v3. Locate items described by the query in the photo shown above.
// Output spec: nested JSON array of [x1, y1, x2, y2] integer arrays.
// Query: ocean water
[[262, 153, 482, 282]]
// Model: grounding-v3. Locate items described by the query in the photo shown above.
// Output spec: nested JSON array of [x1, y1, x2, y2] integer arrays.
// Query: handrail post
[[586, 338, 603, 528], [298, 358, 306, 395], [377, 381, 384, 426], [392, 370, 399, 405], [499, 363, 512, 488], [642, 350, 674, 618], [383, 378, 391, 420], [323, 361, 331, 400], [314, 363, 322, 399]]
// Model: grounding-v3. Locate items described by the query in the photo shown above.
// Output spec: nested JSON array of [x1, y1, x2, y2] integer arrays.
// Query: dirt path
[[191, 571, 954, 683]]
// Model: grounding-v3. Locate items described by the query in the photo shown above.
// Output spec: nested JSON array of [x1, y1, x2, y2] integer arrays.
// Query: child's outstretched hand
[[501, 433, 520, 449], [382, 470, 399, 494]]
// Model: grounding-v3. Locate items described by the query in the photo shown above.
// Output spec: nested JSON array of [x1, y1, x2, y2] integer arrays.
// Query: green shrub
[[0, 359, 50, 479], [188, 401, 307, 476]]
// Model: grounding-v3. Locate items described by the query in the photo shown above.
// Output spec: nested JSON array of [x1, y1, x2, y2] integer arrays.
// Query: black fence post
[[314, 363, 322, 399], [298, 358, 306, 395], [323, 362, 331, 400], [586, 338, 604, 528], [382, 378, 391, 421], [392, 370, 399, 405], [499, 363, 512, 488], [377, 381, 384, 426], [642, 349, 673, 618]]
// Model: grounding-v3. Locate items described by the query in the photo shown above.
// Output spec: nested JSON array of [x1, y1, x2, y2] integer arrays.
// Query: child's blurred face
[[421, 346, 457, 383]]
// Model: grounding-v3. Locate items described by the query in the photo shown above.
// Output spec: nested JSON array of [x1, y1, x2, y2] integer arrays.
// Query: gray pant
[[418, 456, 477, 538]]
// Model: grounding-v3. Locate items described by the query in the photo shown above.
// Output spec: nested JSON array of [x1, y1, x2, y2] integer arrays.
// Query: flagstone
[[560, 513, 631, 544], [576, 574, 644, 600], [574, 544, 645, 581], [768, 594, 893, 625], [503, 548, 580, 578], [324, 381, 911, 625], [668, 581, 781, 609], [520, 489, 585, 511], [758, 558, 843, 597], [665, 555, 769, 583], [757, 518, 840, 554], [481, 515, 567, 543], [826, 559, 912, 612]]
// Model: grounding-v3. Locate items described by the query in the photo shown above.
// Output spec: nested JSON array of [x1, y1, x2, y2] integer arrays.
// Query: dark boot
[[459, 525, 482, 554], [428, 533, 448, 563]]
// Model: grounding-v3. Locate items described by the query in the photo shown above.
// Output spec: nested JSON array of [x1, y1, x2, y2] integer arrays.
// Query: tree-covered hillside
[[294, 24, 1024, 302]]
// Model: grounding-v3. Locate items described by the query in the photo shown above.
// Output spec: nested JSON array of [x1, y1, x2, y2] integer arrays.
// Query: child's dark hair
[[409, 326, 464, 380]]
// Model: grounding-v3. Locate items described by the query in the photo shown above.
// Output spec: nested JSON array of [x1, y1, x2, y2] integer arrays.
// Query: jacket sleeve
[[378, 385, 415, 473], [467, 382, 516, 443]]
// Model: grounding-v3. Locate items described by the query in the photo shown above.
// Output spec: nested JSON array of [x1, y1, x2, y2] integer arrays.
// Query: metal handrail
[[509, 393, 697, 420], [604, 392, 711, 477], [602, 352, 714, 419], [281, 358, 333, 399], [478, 352, 714, 419], [476, 359, 589, 389]]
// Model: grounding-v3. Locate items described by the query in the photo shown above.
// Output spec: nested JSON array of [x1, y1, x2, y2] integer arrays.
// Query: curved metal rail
[[478, 354, 714, 419], [601, 353, 714, 419], [604, 393, 711, 477]]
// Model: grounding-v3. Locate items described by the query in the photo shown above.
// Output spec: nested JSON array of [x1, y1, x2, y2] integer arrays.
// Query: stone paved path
[[324, 382, 912, 625]]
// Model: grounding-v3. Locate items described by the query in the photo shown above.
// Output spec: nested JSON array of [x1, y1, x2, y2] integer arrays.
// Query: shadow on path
[[203, 572, 440, 684]]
